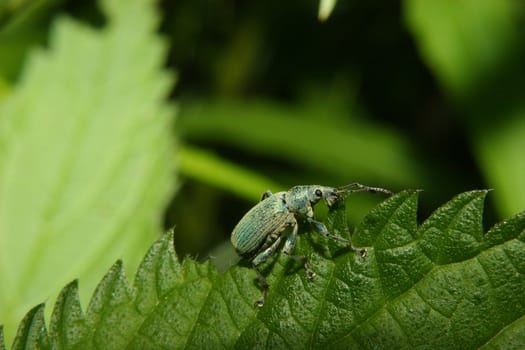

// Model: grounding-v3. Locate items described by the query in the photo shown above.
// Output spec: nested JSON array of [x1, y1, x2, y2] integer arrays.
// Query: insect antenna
[[336, 183, 393, 196]]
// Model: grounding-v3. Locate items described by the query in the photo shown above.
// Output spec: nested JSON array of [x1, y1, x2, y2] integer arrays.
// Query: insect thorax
[[285, 186, 313, 216]]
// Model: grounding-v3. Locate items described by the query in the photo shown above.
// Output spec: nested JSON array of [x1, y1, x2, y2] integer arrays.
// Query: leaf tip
[[0, 325, 5, 350], [318, 0, 337, 22], [12, 303, 48, 349]]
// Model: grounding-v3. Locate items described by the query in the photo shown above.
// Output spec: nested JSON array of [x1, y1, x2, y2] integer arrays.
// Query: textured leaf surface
[[4, 191, 525, 349], [0, 0, 176, 342]]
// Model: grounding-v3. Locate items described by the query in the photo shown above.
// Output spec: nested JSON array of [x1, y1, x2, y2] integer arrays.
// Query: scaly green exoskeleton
[[230, 182, 392, 307]]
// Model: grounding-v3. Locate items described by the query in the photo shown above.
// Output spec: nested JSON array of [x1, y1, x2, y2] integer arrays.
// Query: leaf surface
[[5, 191, 525, 349]]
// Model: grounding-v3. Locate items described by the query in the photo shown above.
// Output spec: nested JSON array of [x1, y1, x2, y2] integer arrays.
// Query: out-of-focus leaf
[[405, 0, 520, 96], [0, 0, 176, 343], [179, 145, 283, 201], [0, 78, 9, 99], [179, 99, 425, 188], [474, 114, 525, 217], [0, 0, 64, 81], [405, 0, 525, 217], [318, 0, 337, 21]]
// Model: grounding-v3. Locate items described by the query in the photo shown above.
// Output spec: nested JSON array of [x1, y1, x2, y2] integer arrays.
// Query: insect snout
[[324, 190, 340, 207]]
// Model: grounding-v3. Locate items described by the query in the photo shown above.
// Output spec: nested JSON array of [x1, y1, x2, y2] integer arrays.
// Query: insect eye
[[314, 189, 322, 197]]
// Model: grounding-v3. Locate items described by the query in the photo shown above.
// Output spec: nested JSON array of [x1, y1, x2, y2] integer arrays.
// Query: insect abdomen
[[231, 195, 289, 258]]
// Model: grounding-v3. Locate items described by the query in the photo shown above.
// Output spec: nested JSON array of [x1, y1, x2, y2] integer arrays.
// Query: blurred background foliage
[[168, 0, 525, 257], [1, 0, 525, 332]]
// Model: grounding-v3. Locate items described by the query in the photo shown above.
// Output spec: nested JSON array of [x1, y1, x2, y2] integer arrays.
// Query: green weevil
[[231, 182, 392, 307]]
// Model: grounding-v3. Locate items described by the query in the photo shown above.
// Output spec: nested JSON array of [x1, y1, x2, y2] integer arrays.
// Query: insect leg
[[308, 218, 367, 257], [283, 219, 316, 279], [252, 235, 282, 307], [260, 190, 273, 201]]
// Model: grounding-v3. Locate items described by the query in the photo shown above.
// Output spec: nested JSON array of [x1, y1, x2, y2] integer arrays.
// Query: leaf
[[4, 190, 525, 349], [179, 99, 425, 188], [404, 0, 525, 218], [0, 0, 177, 343], [405, 0, 520, 96], [472, 111, 525, 218], [48, 281, 86, 349], [10, 304, 48, 350], [318, 0, 337, 22], [179, 144, 283, 201]]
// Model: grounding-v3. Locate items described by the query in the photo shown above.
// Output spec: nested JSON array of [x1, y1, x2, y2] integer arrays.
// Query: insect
[[230, 182, 393, 307]]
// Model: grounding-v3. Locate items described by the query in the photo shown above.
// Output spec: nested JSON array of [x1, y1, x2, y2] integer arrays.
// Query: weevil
[[230, 183, 392, 307]]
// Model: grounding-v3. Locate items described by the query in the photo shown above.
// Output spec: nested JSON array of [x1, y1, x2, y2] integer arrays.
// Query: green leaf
[[473, 113, 525, 218], [0, 0, 177, 342], [10, 304, 48, 350], [179, 100, 425, 188], [179, 144, 283, 201], [4, 190, 525, 349], [48, 281, 85, 349], [405, 0, 525, 218], [405, 0, 520, 97], [318, 0, 337, 22]]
